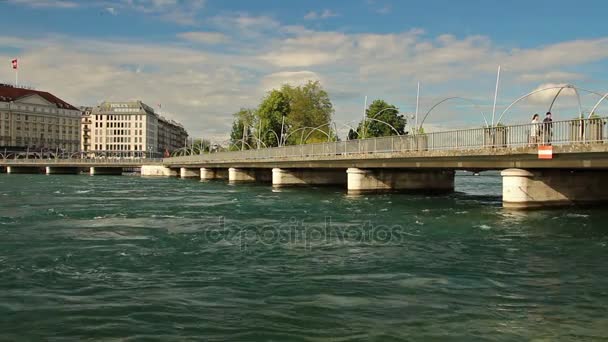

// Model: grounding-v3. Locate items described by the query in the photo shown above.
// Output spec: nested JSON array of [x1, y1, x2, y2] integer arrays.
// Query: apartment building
[[0, 84, 81, 151]]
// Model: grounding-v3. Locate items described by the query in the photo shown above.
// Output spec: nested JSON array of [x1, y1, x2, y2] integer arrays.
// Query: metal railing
[[168, 117, 608, 163], [0, 158, 162, 165]]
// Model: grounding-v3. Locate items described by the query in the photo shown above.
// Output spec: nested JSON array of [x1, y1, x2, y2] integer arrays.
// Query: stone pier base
[[6, 166, 43, 174], [272, 168, 347, 187], [90, 167, 123, 176], [502, 168, 608, 209], [228, 168, 272, 183], [45, 166, 80, 175], [347, 168, 455, 194], [180, 167, 200, 178], [200, 168, 229, 180], [141, 165, 178, 177]]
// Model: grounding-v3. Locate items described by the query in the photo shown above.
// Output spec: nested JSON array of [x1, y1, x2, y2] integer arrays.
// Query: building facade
[[157, 116, 188, 156], [0, 84, 81, 152], [85, 101, 187, 157]]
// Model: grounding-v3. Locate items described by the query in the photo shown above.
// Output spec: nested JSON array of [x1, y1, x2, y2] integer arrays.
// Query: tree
[[229, 108, 255, 151], [254, 90, 290, 147], [281, 81, 335, 144], [353, 99, 406, 139]]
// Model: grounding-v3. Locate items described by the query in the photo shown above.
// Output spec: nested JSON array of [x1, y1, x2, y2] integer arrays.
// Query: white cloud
[[527, 83, 579, 105], [121, 0, 206, 25], [177, 31, 229, 44], [304, 9, 338, 20], [7, 0, 79, 8], [8, 0, 206, 24], [518, 71, 585, 82], [260, 71, 322, 90]]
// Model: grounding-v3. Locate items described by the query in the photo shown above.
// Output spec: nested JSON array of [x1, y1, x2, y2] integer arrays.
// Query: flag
[[11, 59, 18, 70]]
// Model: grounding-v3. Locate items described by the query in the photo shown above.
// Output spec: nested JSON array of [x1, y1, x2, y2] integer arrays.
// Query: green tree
[[229, 108, 255, 151], [353, 99, 406, 139], [254, 90, 290, 147], [281, 81, 335, 144]]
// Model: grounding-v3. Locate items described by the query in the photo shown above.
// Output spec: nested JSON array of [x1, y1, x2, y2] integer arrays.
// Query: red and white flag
[[11, 59, 18, 70]]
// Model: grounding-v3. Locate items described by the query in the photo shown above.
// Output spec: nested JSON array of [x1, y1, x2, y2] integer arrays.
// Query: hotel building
[[0, 84, 81, 152], [84, 101, 187, 157]]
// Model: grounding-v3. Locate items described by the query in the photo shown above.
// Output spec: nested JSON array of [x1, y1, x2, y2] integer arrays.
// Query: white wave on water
[[566, 213, 590, 218]]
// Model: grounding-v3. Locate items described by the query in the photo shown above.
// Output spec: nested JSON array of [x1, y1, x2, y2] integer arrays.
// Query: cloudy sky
[[1, 0, 608, 139]]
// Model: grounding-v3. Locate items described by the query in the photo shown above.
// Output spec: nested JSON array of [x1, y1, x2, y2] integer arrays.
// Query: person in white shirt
[[530, 113, 540, 146]]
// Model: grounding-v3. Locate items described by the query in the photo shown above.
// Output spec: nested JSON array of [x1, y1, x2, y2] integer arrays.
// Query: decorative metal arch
[[496, 85, 590, 124], [589, 92, 608, 118], [335, 121, 360, 139], [419, 97, 489, 129], [369, 107, 400, 119], [263, 130, 281, 147], [302, 126, 332, 144], [230, 139, 255, 151], [250, 136, 268, 149], [362, 117, 402, 137], [548, 85, 583, 119]]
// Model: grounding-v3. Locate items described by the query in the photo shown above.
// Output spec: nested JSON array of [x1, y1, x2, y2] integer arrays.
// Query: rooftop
[[0, 83, 78, 110]]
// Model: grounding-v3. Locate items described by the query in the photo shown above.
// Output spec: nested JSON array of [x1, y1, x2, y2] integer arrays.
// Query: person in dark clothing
[[542, 112, 553, 145]]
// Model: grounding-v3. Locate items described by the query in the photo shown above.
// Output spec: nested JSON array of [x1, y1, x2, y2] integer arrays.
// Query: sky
[[1, 0, 608, 140]]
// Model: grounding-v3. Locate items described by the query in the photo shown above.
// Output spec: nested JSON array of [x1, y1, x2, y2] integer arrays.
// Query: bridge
[[2, 117, 608, 209]]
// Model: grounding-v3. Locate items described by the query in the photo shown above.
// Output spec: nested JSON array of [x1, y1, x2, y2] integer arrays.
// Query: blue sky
[[1, 0, 608, 138]]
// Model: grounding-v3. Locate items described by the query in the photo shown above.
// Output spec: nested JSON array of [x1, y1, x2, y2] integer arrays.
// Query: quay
[[2, 117, 608, 209]]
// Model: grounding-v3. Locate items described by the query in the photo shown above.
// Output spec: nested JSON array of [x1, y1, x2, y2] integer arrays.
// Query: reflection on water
[[0, 173, 607, 341]]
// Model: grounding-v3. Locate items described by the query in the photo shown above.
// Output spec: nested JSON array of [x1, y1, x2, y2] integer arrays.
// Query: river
[[0, 173, 607, 341]]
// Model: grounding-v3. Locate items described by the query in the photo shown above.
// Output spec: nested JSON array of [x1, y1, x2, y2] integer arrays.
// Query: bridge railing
[[167, 117, 607, 163], [1, 158, 163, 165]]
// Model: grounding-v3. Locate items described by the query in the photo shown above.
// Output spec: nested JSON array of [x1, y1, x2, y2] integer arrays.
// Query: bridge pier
[[90, 167, 123, 176], [0, 166, 6, 173], [180, 167, 200, 179], [200, 168, 229, 181], [272, 168, 347, 187], [502, 168, 608, 209], [141, 165, 178, 177], [45, 166, 80, 175], [6, 166, 43, 174], [229, 168, 272, 183], [347, 168, 455, 194]]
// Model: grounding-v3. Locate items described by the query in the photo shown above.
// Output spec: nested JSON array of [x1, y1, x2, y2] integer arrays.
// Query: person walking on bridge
[[542, 112, 553, 145], [529, 114, 540, 146]]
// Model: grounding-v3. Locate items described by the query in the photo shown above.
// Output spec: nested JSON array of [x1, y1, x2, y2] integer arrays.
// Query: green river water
[[0, 173, 607, 341]]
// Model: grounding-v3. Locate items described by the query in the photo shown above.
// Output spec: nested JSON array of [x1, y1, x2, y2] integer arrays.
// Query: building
[[85, 101, 187, 157], [0, 83, 81, 152], [157, 116, 188, 156], [80, 106, 93, 153]]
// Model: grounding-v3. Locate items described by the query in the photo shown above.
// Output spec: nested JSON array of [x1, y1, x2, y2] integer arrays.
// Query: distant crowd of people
[[529, 112, 553, 145]]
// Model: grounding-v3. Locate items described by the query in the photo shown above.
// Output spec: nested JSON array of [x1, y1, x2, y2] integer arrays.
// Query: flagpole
[[15, 66, 18, 87]]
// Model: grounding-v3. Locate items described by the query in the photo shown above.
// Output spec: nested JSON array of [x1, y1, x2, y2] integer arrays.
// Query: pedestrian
[[530, 113, 540, 146], [542, 112, 553, 145]]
